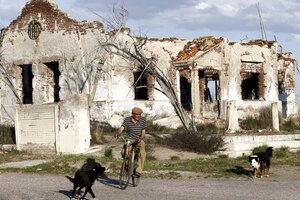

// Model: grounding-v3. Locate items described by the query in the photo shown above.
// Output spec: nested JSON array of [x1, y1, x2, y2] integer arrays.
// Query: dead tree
[[0, 28, 22, 104], [61, 5, 128, 104], [99, 5, 197, 133], [61, 46, 109, 103]]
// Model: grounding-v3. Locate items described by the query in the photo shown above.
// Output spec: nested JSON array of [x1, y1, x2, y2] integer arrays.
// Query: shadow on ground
[[58, 189, 73, 198], [99, 177, 121, 189], [226, 166, 252, 177]]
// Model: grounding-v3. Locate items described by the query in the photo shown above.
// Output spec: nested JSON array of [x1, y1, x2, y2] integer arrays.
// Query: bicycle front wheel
[[119, 158, 132, 189]]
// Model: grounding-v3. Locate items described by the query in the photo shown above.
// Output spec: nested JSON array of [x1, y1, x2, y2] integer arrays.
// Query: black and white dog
[[249, 147, 274, 178]]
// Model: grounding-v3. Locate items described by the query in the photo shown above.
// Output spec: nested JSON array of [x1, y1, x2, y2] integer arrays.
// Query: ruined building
[[0, 0, 298, 153]]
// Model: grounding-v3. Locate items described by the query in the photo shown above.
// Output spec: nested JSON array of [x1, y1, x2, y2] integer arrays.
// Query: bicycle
[[118, 137, 141, 189]]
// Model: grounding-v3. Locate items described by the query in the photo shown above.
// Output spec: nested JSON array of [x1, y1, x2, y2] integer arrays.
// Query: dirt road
[[0, 173, 299, 200]]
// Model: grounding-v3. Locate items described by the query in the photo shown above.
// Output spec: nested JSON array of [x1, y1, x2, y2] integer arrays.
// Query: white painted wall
[[222, 134, 300, 157], [58, 94, 90, 154]]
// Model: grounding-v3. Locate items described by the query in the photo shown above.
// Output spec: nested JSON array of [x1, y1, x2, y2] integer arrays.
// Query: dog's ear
[[104, 167, 110, 173], [266, 147, 274, 152]]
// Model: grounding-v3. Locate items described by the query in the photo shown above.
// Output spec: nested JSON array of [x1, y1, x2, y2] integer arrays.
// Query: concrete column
[[272, 102, 280, 131], [227, 100, 239, 133], [176, 70, 181, 103], [191, 69, 200, 116]]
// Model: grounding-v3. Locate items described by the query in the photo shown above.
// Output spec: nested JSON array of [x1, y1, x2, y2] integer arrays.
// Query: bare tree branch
[[97, 5, 197, 133], [0, 52, 22, 104]]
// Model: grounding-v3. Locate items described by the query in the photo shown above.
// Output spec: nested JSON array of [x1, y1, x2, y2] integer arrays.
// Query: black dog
[[66, 159, 106, 199], [249, 146, 274, 178]]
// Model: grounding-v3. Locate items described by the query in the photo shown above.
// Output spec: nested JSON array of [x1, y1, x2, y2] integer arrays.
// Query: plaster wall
[[58, 94, 90, 154], [222, 134, 300, 157]]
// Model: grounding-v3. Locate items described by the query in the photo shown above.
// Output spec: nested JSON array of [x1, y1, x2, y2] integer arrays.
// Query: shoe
[[133, 171, 141, 177]]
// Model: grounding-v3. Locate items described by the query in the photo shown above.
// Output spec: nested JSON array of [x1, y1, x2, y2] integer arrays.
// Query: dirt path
[[0, 173, 299, 200]]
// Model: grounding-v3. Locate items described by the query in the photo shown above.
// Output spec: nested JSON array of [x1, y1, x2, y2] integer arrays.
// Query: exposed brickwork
[[9, 0, 103, 34], [175, 36, 224, 61]]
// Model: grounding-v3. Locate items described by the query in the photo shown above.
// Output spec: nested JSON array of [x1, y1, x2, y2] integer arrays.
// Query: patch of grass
[[274, 146, 290, 158], [170, 156, 180, 161], [218, 154, 229, 159], [104, 148, 113, 159], [1, 148, 299, 179], [252, 145, 268, 154], [0, 150, 55, 164], [146, 155, 157, 161]]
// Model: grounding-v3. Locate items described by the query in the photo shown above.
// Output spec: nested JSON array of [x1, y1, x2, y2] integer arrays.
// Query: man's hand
[[138, 136, 143, 143], [114, 133, 120, 140]]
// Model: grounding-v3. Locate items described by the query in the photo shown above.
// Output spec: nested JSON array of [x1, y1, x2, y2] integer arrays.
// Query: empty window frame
[[180, 76, 192, 111], [19, 64, 33, 104], [133, 71, 154, 100], [199, 70, 219, 103], [240, 62, 264, 100], [44, 62, 61, 102], [241, 73, 259, 100], [179, 69, 192, 111]]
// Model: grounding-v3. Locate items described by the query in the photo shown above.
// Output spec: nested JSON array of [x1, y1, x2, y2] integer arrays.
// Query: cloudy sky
[[1, 0, 300, 105]]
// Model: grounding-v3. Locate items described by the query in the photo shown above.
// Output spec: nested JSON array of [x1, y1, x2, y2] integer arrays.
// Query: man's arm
[[115, 126, 124, 139], [139, 129, 146, 142]]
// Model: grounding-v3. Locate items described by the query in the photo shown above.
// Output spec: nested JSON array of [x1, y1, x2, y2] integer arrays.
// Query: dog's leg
[[71, 185, 78, 198], [261, 166, 266, 178], [87, 186, 96, 198], [259, 167, 263, 178], [253, 169, 256, 178], [75, 186, 84, 198], [265, 167, 270, 177], [265, 162, 271, 177], [81, 187, 89, 199]]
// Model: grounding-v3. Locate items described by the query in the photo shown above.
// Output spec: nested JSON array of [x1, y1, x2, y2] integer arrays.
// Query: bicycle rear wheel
[[132, 173, 140, 187]]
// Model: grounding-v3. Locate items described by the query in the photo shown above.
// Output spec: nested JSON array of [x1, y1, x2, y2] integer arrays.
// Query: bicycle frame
[[119, 138, 140, 189]]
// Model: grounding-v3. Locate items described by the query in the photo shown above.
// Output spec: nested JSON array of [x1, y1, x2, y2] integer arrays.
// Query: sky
[[1, 0, 300, 106]]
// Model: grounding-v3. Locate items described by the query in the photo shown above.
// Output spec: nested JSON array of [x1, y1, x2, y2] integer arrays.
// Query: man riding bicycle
[[115, 107, 146, 177]]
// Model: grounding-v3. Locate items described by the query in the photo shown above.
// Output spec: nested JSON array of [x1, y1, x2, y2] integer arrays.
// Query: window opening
[[20, 64, 33, 104], [241, 73, 259, 100], [199, 70, 219, 103], [134, 71, 148, 100], [180, 76, 192, 111], [44, 62, 61, 102]]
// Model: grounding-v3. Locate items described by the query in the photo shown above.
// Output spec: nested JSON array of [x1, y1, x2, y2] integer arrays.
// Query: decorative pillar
[[227, 100, 239, 133], [191, 68, 200, 116]]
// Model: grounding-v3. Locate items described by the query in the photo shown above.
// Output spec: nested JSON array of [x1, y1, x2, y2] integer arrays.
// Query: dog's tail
[[65, 176, 74, 183]]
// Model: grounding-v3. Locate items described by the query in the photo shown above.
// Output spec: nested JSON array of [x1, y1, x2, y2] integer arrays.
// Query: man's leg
[[136, 140, 146, 175]]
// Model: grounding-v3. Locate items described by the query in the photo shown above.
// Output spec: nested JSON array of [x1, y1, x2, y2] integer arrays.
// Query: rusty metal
[[27, 20, 42, 40]]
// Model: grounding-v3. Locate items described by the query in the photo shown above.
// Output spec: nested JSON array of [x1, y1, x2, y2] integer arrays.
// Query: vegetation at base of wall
[[90, 120, 117, 145], [0, 148, 299, 179], [158, 124, 225, 154], [240, 107, 300, 132], [0, 124, 15, 144], [274, 146, 290, 158], [146, 120, 176, 135], [251, 144, 269, 154], [280, 117, 300, 132], [240, 107, 273, 131], [252, 145, 292, 159]]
